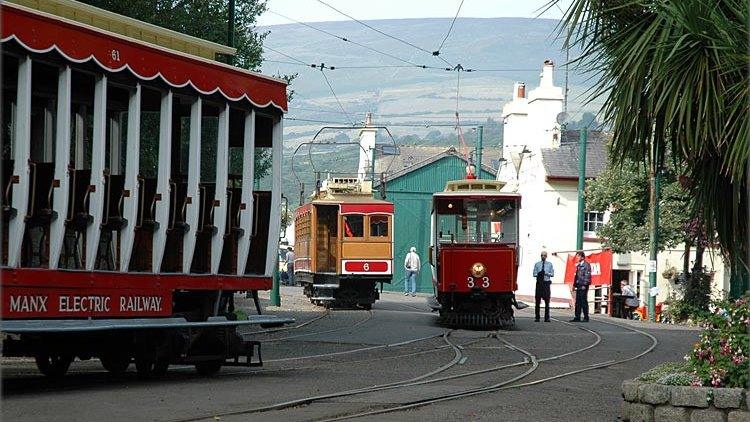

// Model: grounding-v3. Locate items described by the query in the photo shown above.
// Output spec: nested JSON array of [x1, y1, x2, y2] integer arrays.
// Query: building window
[[343, 215, 364, 238], [584, 211, 605, 235]]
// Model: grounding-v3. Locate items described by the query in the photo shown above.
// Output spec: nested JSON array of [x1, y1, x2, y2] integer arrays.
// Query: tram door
[[315, 205, 338, 273]]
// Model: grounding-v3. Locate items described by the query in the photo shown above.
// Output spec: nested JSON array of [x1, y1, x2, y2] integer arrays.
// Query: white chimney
[[357, 112, 376, 181], [540, 59, 554, 88]]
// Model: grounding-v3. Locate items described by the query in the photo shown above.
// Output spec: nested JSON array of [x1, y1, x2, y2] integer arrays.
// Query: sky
[[257, 0, 572, 26]]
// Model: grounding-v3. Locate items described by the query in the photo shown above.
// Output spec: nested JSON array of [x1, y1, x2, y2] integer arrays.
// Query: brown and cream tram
[[294, 177, 393, 309], [430, 179, 522, 328], [1, 1, 291, 377]]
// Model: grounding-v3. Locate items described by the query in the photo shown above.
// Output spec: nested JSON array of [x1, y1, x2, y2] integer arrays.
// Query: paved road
[[1, 288, 700, 421]]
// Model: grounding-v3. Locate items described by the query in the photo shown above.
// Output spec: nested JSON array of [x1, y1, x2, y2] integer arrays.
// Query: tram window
[[343, 215, 364, 238], [200, 106, 219, 183], [369, 215, 389, 237], [139, 112, 160, 179], [436, 198, 518, 244], [30, 63, 59, 163]]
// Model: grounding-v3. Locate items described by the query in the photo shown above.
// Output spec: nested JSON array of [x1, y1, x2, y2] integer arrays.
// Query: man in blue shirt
[[532, 251, 554, 322]]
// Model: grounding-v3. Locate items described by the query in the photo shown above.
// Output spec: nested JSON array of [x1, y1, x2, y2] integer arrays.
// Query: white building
[[496, 61, 730, 314]]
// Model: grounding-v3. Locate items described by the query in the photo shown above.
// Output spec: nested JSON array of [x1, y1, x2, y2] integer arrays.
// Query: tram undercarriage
[[299, 273, 384, 309], [1, 291, 290, 378], [434, 292, 516, 329]]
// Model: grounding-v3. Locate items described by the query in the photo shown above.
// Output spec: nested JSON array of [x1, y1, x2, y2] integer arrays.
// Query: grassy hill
[[259, 17, 598, 199]]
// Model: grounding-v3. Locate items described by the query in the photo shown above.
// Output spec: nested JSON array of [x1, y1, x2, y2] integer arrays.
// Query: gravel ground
[[1, 288, 700, 422]]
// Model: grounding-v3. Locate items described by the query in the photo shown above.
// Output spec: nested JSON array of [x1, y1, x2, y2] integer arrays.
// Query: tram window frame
[[368, 215, 390, 238], [342, 214, 365, 239]]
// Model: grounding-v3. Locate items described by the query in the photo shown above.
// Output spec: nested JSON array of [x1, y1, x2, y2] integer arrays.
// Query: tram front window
[[435, 198, 517, 244]]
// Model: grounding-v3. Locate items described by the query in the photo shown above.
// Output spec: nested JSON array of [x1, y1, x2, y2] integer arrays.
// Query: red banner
[[563, 249, 613, 286]]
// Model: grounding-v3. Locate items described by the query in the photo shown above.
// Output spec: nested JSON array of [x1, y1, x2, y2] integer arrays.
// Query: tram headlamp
[[471, 262, 486, 278]]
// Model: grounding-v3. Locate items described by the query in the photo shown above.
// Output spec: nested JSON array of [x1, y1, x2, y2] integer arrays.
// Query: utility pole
[[576, 128, 588, 250], [476, 125, 483, 179], [227, 0, 235, 66], [270, 257, 281, 306], [647, 144, 662, 321]]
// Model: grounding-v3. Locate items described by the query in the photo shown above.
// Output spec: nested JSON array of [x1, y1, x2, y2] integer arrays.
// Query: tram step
[[312, 284, 340, 289], [309, 297, 336, 301]]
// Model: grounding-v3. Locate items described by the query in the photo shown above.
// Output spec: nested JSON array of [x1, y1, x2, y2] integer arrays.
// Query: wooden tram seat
[[25, 161, 57, 225], [22, 162, 57, 267], [2, 159, 16, 220], [244, 191, 271, 275], [65, 168, 93, 232], [129, 176, 158, 272], [167, 179, 189, 234], [190, 183, 217, 273], [135, 176, 158, 232], [196, 182, 217, 236], [100, 172, 127, 231], [226, 186, 243, 238]]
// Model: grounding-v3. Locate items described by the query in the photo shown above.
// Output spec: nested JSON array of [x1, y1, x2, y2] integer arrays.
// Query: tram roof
[[433, 191, 521, 199], [1, 2, 288, 112], [433, 179, 521, 199], [297, 196, 394, 216]]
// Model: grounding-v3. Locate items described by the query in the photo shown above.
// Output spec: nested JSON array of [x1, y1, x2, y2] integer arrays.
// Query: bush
[[637, 361, 699, 386], [685, 295, 750, 388], [637, 362, 690, 382]]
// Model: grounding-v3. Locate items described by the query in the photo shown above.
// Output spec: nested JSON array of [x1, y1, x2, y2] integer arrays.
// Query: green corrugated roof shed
[[378, 147, 496, 293]]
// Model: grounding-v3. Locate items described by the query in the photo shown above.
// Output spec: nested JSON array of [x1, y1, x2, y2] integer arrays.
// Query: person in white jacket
[[404, 247, 420, 297]]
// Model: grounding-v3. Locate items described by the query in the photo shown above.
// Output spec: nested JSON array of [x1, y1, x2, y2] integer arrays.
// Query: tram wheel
[[195, 360, 223, 376], [100, 353, 131, 375], [135, 357, 169, 378], [35, 354, 73, 378]]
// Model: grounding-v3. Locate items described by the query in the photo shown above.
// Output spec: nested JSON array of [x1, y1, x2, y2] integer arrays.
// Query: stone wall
[[621, 380, 750, 422]]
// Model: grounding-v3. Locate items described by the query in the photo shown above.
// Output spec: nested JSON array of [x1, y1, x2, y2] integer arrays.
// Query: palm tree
[[555, 0, 749, 296]]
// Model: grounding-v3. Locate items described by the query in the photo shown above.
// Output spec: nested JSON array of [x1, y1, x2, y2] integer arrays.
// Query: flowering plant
[[685, 295, 749, 388]]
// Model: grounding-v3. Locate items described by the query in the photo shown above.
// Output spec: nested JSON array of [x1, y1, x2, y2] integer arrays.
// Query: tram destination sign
[[2, 287, 172, 318]]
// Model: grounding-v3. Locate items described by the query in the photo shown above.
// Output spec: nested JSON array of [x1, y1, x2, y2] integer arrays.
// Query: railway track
[[258, 310, 374, 343], [175, 315, 651, 422], [318, 317, 658, 421]]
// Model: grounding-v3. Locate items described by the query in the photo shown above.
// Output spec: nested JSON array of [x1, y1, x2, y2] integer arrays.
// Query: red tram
[[1, 2, 291, 377], [429, 179, 521, 328]]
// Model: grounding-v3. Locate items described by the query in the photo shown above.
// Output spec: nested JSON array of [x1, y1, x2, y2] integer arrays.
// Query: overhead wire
[[268, 10, 440, 69], [262, 45, 309, 66], [315, 0, 454, 67], [435, 0, 463, 55], [319, 69, 357, 125]]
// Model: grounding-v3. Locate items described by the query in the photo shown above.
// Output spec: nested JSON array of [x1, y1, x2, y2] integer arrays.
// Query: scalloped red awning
[[1, 3, 287, 112]]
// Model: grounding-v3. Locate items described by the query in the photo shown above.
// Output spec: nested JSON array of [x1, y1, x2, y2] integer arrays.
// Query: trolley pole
[[476, 125, 483, 179], [575, 127, 588, 250]]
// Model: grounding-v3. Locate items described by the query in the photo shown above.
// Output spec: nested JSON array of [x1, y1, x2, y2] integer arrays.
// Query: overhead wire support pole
[[647, 141, 662, 322], [227, 0, 235, 66], [576, 127, 587, 250]]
